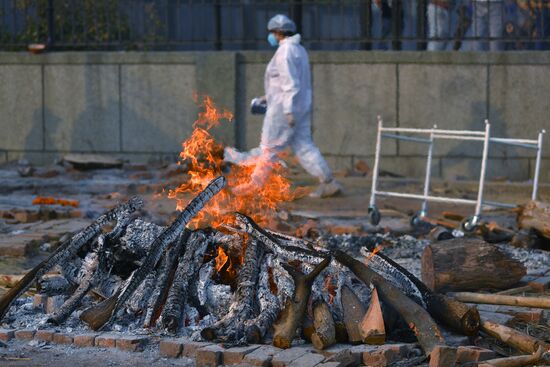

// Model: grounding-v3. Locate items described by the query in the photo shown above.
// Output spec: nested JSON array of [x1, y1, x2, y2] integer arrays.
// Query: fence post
[[46, 0, 55, 48]]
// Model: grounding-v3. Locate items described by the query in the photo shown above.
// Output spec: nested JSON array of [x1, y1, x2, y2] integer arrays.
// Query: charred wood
[[0, 196, 143, 320], [341, 285, 366, 344], [80, 176, 226, 330], [311, 299, 336, 350]]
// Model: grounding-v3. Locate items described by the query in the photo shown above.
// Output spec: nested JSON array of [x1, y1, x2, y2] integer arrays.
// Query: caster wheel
[[461, 216, 479, 233], [410, 212, 430, 229], [368, 206, 381, 226]]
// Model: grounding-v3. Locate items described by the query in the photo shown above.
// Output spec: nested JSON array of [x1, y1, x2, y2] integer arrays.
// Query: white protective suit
[[249, 33, 333, 184]]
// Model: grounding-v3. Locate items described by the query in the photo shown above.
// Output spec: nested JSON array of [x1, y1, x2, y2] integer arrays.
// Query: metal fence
[[1, 1, 550, 51]]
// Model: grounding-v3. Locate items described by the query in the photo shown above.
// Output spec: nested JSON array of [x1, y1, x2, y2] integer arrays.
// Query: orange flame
[[323, 275, 337, 305], [168, 95, 295, 228], [364, 244, 384, 265], [33, 196, 79, 208]]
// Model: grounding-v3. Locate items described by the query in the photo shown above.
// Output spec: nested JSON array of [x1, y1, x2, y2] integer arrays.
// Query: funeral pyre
[[1, 97, 549, 367]]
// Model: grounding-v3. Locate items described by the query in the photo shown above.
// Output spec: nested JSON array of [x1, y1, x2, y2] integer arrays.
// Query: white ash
[[117, 219, 165, 257], [204, 284, 233, 319]]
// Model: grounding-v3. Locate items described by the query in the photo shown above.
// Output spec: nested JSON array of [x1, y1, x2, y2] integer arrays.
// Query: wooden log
[[451, 292, 550, 309], [340, 285, 365, 344], [160, 231, 208, 333], [201, 236, 265, 342], [333, 249, 445, 356], [80, 176, 225, 330], [272, 257, 331, 349], [372, 250, 480, 336], [518, 200, 550, 240], [421, 239, 526, 292], [311, 299, 336, 350], [0, 196, 143, 321], [480, 320, 548, 354], [360, 287, 385, 345], [478, 346, 544, 367], [142, 229, 190, 328], [244, 254, 282, 344]]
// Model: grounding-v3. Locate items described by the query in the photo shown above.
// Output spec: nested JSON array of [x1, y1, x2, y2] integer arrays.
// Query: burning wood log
[[341, 285, 366, 344], [142, 229, 190, 328], [478, 345, 544, 367], [332, 250, 445, 356], [272, 257, 330, 349], [0, 196, 143, 321], [421, 239, 526, 292], [480, 320, 548, 354], [360, 287, 385, 345], [160, 230, 210, 333], [311, 299, 336, 350], [80, 176, 226, 330], [201, 237, 265, 342], [451, 292, 550, 309], [244, 254, 282, 344]]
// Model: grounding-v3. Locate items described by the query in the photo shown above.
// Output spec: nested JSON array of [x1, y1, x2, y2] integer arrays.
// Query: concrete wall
[[0, 51, 548, 182]]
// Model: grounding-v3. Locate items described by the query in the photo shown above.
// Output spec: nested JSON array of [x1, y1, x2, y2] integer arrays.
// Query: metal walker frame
[[367, 117, 546, 231]]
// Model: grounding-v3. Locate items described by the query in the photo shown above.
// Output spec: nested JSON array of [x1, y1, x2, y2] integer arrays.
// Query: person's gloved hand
[[285, 113, 295, 127]]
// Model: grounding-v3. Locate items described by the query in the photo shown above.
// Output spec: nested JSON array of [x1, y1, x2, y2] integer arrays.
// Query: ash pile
[[1, 176, 550, 366]]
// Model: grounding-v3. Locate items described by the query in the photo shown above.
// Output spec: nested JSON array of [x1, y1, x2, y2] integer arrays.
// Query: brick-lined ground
[[0, 328, 498, 366]]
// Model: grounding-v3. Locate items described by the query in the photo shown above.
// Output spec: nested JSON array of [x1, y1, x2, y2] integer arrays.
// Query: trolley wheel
[[410, 212, 425, 228], [461, 216, 479, 233], [368, 206, 381, 226]]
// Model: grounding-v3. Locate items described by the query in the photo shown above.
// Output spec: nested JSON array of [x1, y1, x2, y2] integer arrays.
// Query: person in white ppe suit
[[227, 14, 342, 198]]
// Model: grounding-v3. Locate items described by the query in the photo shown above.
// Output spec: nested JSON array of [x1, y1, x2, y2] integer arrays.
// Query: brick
[[0, 329, 15, 342], [34, 330, 55, 342], [456, 346, 496, 364], [53, 333, 73, 345], [272, 346, 313, 367], [243, 345, 283, 367], [223, 345, 261, 365], [316, 363, 344, 367], [116, 335, 148, 352], [528, 276, 550, 292], [196, 344, 225, 367], [33, 294, 47, 310], [360, 344, 419, 367], [159, 338, 185, 358], [73, 333, 99, 348], [288, 352, 325, 367], [95, 333, 119, 348], [14, 329, 36, 340], [429, 346, 457, 367], [181, 340, 213, 358]]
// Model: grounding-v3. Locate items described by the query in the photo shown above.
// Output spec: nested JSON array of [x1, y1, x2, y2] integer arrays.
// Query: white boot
[[309, 179, 343, 198]]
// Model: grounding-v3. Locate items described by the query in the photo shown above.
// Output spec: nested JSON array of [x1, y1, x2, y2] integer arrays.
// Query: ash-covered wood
[[244, 253, 281, 344], [201, 237, 265, 342], [272, 257, 331, 349], [37, 276, 71, 296], [0, 196, 143, 321], [80, 176, 226, 330], [341, 285, 366, 344], [160, 230, 210, 333], [143, 229, 190, 328]]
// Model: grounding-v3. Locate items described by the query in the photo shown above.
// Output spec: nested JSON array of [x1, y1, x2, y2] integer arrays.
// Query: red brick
[[528, 276, 550, 292], [95, 333, 118, 348], [242, 345, 283, 367], [116, 335, 149, 352], [159, 338, 185, 358], [272, 346, 313, 367], [73, 333, 99, 347], [14, 329, 36, 340], [52, 333, 73, 345], [456, 346, 496, 364], [360, 344, 418, 367], [196, 344, 225, 367], [429, 346, 457, 367], [223, 345, 261, 365], [182, 340, 213, 358], [33, 294, 47, 310], [44, 295, 66, 314], [35, 330, 55, 342], [0, 329, 15, 342]]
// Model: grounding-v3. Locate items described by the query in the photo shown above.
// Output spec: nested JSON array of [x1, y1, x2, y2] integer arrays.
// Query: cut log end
[[79, 295, 118, 331]]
